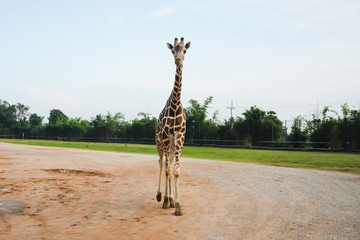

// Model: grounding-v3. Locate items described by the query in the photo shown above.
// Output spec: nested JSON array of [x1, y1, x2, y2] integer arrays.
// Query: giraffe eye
[[172, 50, 174, 54], [184, 50, 187, 54]]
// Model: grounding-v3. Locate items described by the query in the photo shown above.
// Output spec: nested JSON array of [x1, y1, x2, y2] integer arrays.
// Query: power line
[[236, 99, 360, 110]]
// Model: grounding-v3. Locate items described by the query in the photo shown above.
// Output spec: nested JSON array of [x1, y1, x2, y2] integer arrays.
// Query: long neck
[[171, 64, 183, 101]]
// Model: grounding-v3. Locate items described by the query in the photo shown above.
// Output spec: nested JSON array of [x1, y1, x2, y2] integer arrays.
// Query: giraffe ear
[[185, 42, 191, 49], [167, 43, 174, 50]]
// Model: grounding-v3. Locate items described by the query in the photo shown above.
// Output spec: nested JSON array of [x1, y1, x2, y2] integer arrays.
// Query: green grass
[[1, 139, 360, 174]]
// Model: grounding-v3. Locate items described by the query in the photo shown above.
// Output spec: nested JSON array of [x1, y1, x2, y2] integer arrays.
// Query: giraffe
[[155, 37, 190, 216]]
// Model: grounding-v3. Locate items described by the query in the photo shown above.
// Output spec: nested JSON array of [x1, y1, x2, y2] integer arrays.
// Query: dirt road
[[0, 142, 359, 239]]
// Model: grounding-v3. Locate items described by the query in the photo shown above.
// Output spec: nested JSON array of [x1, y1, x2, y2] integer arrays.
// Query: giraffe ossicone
[[155, 37, 190, 216]]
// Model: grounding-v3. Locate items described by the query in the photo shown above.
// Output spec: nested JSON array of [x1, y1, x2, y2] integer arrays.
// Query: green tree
[[11, 103, 30, 138], [185, 96, 214, 139], [0, 100, 17, 134], [306, 106, 339, 148], [129, 112, 157, 140], [288, 116, 308, 146], [337, 104, 360, 150], [348, 108, 360, 149], [262, 110, 283, 141], [48, 109, 69, 127], [0, 100, 31, 137], [218, 118, 236, 141], [29, 113, 45, 137], [90, 112, 125, 139], [15, 103, 29, 122], [46, 109, 69, 137], [105, 112, 125, 138], [90, 114, 106, 138], [65, 118, 82, 137], [29, 113, 44, 128], [79, 119, 91, 137], [241, 106, 266, 143], [233, 106, 283, 145]]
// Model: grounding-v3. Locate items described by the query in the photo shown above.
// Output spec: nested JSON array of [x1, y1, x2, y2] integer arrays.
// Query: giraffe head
[[167, 37, 191, 66]]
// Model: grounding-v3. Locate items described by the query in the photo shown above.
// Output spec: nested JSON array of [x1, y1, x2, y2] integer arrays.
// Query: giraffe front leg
[[156, 153, 163, 202], [173, 164, 182, 216], [173, 134, 184, 216]]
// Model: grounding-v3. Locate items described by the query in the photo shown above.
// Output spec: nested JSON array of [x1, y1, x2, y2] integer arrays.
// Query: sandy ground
[[0, 143, 359, 240]]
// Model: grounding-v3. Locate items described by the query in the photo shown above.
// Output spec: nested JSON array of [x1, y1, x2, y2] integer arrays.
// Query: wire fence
[[1, 135, 358, 153]]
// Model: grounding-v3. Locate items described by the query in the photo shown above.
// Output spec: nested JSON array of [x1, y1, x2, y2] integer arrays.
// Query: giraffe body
[[156, 38, 190, 216]]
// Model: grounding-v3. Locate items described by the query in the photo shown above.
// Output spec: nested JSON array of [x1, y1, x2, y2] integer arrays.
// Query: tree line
[[1, 98, 359, 151]]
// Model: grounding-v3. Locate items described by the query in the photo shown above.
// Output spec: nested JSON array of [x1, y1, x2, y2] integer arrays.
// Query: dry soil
[[0, 142, 359, 240]]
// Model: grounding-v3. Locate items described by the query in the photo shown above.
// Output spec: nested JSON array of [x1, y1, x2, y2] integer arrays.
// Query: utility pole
[[227, 100, 235, 119], [145, 108, 152, 118]]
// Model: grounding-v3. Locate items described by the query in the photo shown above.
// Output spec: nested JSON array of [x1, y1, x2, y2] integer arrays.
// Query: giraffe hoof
[[174, 203, 182, 216], [174, 209, 183, 216], [162, 197, 169, 209], [156, 192, 162, 202], [169, 198, 175, 208]]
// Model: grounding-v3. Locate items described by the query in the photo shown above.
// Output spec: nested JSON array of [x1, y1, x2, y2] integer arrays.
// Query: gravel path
[[0, 142, 359, 239]]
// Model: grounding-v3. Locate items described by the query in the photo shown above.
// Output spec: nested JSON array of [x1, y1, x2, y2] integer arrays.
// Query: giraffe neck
[[170, 64, 183, 101]]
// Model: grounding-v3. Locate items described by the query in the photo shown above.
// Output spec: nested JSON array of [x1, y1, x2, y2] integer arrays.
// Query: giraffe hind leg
[[166, 171, 174, 208], [162, 177, 170, 209], [156, 149, 164, 202], [169, 197, 175, 208], [162, 197, 169, 209]]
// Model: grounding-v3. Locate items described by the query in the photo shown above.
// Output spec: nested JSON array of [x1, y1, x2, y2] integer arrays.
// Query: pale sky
[[1, 0, 359, 123]]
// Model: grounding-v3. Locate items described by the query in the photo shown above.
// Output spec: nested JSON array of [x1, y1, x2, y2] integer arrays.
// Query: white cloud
[[147, 7, 175, 19]]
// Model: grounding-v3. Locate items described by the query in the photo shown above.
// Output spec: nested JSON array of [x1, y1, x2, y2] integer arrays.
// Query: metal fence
[[1, 135, 358, 152]]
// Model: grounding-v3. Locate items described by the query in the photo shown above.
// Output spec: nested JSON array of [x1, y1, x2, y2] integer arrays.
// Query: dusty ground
[[0, 142, 359, 240]]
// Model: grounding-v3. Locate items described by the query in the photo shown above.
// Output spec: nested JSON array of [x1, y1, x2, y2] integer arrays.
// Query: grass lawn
[[1, 139, 360, 174]]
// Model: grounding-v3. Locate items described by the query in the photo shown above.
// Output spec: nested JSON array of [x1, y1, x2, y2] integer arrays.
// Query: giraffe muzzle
[[175, 59, 183, 66]]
